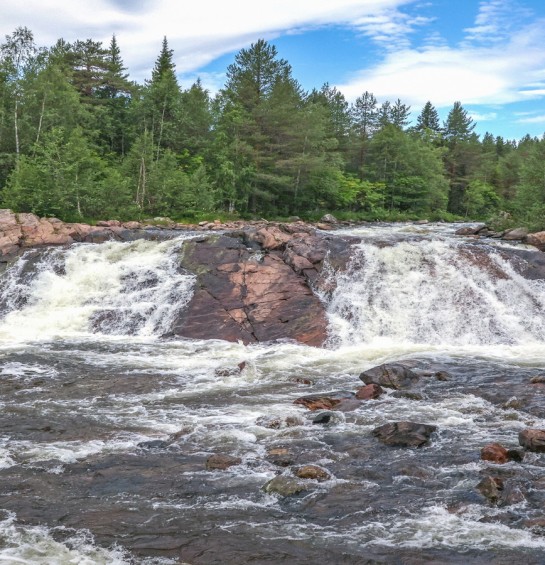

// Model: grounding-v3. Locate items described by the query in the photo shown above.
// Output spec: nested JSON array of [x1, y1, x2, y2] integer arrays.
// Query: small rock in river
[[530, 375, 545, 384], [481, 442, 510, 464], [266, 447, 294, 467], [205, 454, 242, 470], [372, 421, 437, 447], [434, 371, 452, 381], [476, 476, 504, 502], [519, 428, 545, 452], [263, 476, 309, 497], [312, 411, 337, 425], [294, 390, 354, 411], [355, 383, 384, 400], [359, 363, 420, 390], [293, 465, 331, 481], [137, 440, 170, 450]]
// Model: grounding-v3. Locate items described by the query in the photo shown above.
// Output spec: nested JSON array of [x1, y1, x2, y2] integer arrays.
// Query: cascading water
[[0, 236, 196, 341], [327, 238, 545, 348], [2, 224, 545, 564]]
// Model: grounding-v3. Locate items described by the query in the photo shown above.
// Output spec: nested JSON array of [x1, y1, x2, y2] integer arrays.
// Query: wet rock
[[500, 482, 526, 506], [266, 447, 294, 467], [293, 465, 331, 481], [312, 412, 334, 425], [294, 391, 354, 411], [263, 476, 309, 497], [173, 235, 328, 346], [503, 397, 524, 409], [320, 214, 338, 224], [256, 415, 303, 429], [434, 371, 452, 381], [524, 518, 545, 532], [506, 448, 524, 462], [372, 421, 437, 447], [205, 454, 242, 470], [294, 377, 313, 385], [530, 375, 545, 384], [214, 366, 243, 377], [455, 224, 486, 236], [525, 231, 545, 251], [390, 391, 424, 401], [359, 363, 420, 390], [355, 383, 384, 400], [481, 443, 510, 464], [519, 428, 545, 452], [503, 227, 529, 241], [476, 476, 503, 502], [137, 440, 170, 450]]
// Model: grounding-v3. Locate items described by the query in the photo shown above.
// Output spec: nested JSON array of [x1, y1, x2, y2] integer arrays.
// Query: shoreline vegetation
[[0, 29, 544, 231]]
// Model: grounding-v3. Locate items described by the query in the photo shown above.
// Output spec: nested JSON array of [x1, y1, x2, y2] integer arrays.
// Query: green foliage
[[0, 29, 541, 229]]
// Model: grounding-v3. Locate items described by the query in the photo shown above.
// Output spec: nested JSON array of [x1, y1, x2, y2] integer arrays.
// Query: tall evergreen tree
[[415, 101, 440, 133]]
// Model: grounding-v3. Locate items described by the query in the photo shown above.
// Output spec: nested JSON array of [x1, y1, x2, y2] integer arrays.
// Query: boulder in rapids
[[359, 363, 420, 390], [293, 465, 331, 481], [372, 421, 437, 447], [355, 383, 384, 400], [519, 428, 545, 452], [319, 214, 338, 224], [205, 454, 242, 470], [480, 442, 510, 464], [502, 227, 528, 241], [454, 224, 486, 236], [476, 476, 503, 502], [263, 475, 309, 497], [294, 391, 355, 411], [524, 231, 545, 251]]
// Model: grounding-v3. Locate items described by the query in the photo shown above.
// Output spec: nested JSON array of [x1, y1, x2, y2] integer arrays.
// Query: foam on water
[[0, 236, 196, 342], [0, 512, 130, 565]]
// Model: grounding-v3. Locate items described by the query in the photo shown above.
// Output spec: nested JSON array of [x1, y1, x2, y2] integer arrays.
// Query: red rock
[[172, 235, 328, 346], [524, 231, 545, 251], [480, 442, 510, 464], [294, 396, 342, 411], [355, 383, 384, 400], [96, 220, 121, 227]]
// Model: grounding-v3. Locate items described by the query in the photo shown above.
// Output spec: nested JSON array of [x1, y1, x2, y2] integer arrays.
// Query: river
[[1, 223, 545, 564]]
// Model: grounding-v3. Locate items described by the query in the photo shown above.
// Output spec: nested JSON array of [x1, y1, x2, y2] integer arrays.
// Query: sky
[[3, 0, 545, 140]]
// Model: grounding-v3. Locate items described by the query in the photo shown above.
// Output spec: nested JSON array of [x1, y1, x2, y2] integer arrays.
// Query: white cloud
[[1, 0, 417, 81], [516, 114, 545, 124], [469, 111, 498, 121], [336, 6, 545, 108]]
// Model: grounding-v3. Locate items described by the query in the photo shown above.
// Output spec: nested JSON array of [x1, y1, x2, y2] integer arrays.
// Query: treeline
[[0, 27, 544, 227]]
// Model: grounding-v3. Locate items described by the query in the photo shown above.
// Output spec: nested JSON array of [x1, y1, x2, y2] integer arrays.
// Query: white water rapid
[[2, 223, 545, 564]]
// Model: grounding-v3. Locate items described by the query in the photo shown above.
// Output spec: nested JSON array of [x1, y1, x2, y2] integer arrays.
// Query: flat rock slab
[[372, 421, 437, 447], [172, 235, 328, 346]]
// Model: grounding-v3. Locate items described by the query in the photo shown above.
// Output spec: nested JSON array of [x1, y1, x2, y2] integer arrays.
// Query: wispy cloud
[[352, 10, 433, 50], [1, 0, 417, 81], [337, 1, 545, 108], [469, 111, 498, 121], [516, 114, 545, 124]]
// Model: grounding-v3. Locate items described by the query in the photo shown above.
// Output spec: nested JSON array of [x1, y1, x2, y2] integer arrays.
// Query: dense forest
[[0, 27, 544, 228]]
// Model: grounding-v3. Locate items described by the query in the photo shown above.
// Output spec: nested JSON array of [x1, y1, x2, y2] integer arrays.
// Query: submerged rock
[[477, 476, 503, 502], [360, 363, 420, 390], [372, 421, 437, 447], [263, 476, 309, 497], [519, 429, 545, 452], [205, 454, 242, 470]]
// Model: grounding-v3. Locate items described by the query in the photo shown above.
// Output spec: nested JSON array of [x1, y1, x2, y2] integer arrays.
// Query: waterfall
[[0, 236, 195, 341], [327, 238, 545, 348]]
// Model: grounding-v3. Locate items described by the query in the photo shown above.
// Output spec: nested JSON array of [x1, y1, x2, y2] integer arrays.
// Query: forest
[[0, 27, 544, 228]]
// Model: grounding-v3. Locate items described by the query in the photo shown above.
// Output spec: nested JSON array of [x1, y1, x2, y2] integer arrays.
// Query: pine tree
[[415, 101, 440, 133]]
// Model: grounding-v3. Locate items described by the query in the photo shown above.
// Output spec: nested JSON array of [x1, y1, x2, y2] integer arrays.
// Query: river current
[[2, 223, 545, 564]]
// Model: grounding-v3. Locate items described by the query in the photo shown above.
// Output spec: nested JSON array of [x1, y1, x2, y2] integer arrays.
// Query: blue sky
[[3, 0, 545, 139]]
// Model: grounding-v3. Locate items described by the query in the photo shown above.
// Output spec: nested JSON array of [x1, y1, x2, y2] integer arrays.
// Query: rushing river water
[[2, 223, 545, 564]]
